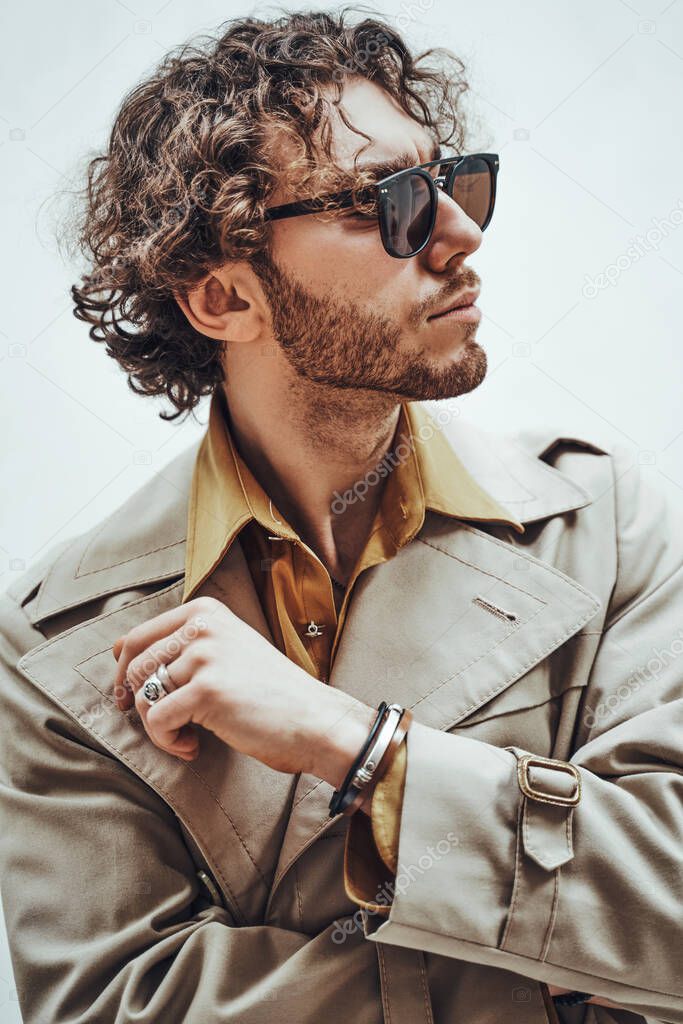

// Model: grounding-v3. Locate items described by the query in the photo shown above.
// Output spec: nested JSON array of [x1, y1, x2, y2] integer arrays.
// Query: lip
[[428, 303, 482, 325], [427, 288, 481, 319]]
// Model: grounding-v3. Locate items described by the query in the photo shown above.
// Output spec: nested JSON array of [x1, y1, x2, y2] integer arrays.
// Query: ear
[[173, 264, 267, 343]]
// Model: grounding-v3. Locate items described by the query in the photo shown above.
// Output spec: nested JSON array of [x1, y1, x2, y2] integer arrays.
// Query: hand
[[112, 596, 377, 793]]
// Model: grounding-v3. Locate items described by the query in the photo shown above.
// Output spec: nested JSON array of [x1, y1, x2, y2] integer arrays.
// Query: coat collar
[[24, 405, 597, 628], [182, 389, 526, 603], [17, 408, 604, 925]]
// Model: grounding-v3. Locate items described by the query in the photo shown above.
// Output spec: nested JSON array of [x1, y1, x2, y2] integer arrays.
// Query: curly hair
[[63, 4, 472, 421]]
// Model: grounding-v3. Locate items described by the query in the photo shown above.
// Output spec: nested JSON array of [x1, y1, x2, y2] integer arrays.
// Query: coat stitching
[[293, 862, 304, 930], [522, 800, 574, 868], [413, 597, 598, 721], [499, 796, 524, 950], [286, 576, 592, 803], [21, 582, 269, 903], [75, 520, 185, 577], [542, 867, 561, 961], [377, 943, 392, 1024], [71, 655, 270, 888], [418, 949, 435, 1024], [418, 525, 595, 600], [17, 655, 247, 927]]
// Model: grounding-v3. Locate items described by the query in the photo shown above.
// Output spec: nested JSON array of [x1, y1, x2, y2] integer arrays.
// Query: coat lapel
[[16, 418, 604, 925], [17, 537, 298, 928], [267, 510, 602, 910]]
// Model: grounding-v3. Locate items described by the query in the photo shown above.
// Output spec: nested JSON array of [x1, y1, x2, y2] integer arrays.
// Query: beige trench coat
[[0, 414, 681, 1024]]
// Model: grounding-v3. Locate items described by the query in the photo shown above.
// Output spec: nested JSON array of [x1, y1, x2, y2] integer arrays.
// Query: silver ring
[[156, 663, 175, 690], [141, 671, 169, 706]]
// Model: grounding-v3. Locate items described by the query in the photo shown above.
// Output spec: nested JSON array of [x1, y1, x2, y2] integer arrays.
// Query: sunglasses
[[263, 152, 499, 259]]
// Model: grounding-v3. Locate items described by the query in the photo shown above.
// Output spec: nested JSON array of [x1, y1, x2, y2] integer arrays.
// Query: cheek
[[272, 219, 413, 315]]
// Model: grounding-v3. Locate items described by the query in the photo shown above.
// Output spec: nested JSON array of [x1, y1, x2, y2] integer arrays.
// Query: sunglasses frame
[[263, 152, 499, 258]]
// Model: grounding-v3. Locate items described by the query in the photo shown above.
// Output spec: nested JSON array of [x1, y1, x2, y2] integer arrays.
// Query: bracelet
[[339, 705, 403, 817], [552, 991, 593, 1006], [342, 706, 413, 816], [328, 702, 388, 817], [330, 704, 400, 817]]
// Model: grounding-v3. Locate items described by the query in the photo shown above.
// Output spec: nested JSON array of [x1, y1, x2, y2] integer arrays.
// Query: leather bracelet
[[552, 991, 592, 1006], [333, 705, 402, 817], [342, 706, 413, 816], [328, 701, 388, 817], [339, 705, 402, 816]]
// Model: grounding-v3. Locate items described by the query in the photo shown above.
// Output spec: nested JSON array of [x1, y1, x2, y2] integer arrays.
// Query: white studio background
[[1, 0, 682, 1017]]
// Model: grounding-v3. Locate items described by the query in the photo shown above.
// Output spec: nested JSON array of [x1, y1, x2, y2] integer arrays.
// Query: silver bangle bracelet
[[351, 703, 403, 789]]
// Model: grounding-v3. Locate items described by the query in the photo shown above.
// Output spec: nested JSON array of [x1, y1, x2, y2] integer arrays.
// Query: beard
[[250, 248, 487, 401]]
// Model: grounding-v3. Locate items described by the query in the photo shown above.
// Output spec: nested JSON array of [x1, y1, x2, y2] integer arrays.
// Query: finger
[[115, 601, 206, 696], [134, 682, 200, 759], [114, 601, 213, 709], [130, 651, 193, 705], [141, 683, 204, 750], [114, 610, 193, 708], [133, 648, 197, 752], [125, 626, 198, 693]]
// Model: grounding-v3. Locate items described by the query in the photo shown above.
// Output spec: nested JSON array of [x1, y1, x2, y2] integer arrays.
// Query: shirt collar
[[182, 389, 524, 602]]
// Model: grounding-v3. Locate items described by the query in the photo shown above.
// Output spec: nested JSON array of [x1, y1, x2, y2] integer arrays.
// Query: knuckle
[[191, 673, 217, 702], [129, 651, 156, 684], [160, 631, 185, 658], [195, 596, 221, 618], [126, 656, 143, 685], [190, 640, 216, 668], [184, 614, 208, 640]]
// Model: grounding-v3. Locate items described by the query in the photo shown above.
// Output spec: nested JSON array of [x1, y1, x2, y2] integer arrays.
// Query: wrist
[[312, 693, 377, 792]]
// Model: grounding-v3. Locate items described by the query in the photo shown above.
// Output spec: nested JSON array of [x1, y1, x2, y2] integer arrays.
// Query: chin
[[380, 343, 488, 402], [427, 322, 481, 355]]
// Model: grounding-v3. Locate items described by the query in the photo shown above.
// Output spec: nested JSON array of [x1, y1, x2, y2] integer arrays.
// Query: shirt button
[[304, 620, 325, 638]]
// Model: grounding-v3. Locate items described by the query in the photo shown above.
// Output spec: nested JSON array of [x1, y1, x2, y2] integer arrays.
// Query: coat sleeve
[[346, 444, 683, 1023], [0, 594, 379, 1024]]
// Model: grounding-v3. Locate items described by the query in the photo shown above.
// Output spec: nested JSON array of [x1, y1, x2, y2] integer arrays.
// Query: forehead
[[268, 76, 439, 201], [324, 76, 438, 172]]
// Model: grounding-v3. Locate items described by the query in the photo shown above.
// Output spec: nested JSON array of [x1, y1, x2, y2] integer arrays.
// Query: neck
[[221, 357, 405, 584]]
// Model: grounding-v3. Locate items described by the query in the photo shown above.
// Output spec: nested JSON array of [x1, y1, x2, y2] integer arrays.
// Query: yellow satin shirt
[[182, 387, 524, 914]]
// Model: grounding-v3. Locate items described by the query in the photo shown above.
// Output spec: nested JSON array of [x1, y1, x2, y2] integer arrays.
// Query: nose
[[420, 183, 483, 272]]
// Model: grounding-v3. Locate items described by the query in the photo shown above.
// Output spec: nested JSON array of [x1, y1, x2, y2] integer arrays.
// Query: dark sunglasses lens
[[447, 157, 493, 229], [378, 173, 433, 256]]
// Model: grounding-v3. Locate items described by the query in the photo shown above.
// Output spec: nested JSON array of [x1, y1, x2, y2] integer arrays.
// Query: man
[[0, 8, 681, 1023]]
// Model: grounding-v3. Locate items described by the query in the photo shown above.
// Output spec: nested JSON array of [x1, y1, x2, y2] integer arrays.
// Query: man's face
[[252, 76, 487, 402]]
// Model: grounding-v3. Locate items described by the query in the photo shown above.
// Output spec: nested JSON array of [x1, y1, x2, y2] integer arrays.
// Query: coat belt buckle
[[516, 753, 581, 806]]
